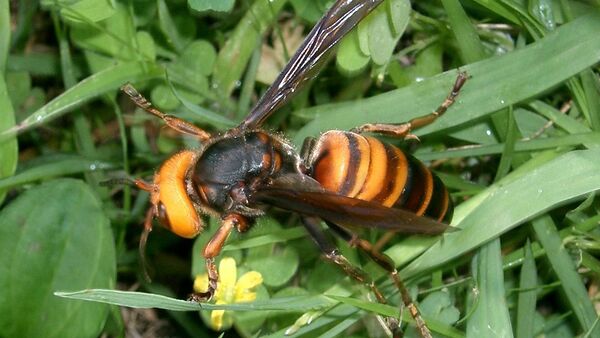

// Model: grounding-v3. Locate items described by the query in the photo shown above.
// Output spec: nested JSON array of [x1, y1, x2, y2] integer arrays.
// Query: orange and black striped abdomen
[[309, 130, 452, 223]]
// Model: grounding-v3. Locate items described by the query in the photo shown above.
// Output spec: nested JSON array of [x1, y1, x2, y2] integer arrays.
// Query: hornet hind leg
[[325, 220, 433, 338], [300, 216, 400, 332], [352, 71, 468, 141]]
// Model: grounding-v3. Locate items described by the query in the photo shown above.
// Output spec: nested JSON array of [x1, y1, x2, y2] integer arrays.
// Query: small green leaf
[[6, 53, 61, 77], [188, 0, 235, 13], [0, 179, 115, 338], [179, 40, 217, 77], [60, 0, 117, 24], [223, 226, 307, 251], [161, 39, 216, 109], [336, 29, 370, 76], [247, 245, 299, 287], [420, 291, 460, 325], [408, 42, 443, 78], [367, 0, 410, 66], [135, 31, 156, 61], [405, 291, 461, 338], [337, 0, 410, 71], [290, 0, 331, 23], [233, 285, 270, 334], [356, 19, 371, 56], [150, 84, 180, 110], [70, 4, 136, 60], [5, 71, 31, 109], [306, 259, 346, 293]]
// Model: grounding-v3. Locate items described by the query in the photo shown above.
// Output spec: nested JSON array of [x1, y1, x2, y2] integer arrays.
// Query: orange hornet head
[[132, 150, 204, 281]]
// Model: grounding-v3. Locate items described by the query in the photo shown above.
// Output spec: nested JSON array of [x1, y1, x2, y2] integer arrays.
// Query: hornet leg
[[121, 83, 211, 141], [326, 221, 433, 338], [300, 216, 399, 331], [352, 71, 468, 141], [189, 214, 247, 301]]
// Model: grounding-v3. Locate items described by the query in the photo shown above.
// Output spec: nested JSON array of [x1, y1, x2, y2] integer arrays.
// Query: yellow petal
[[193, 274, 209, 293], [237, 271, 263, 289], [218, 257, 237, 290], [235, 291, 257, 303], [235, 271, 262, 302], [211, 309, 225, 330], [210, 300, 234, 331]]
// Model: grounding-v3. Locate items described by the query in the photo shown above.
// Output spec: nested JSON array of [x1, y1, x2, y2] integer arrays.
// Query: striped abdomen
[[308, 130, 452, 222]]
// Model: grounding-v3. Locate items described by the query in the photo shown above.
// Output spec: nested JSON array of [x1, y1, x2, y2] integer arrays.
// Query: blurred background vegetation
[[0, 0, 599, 337]]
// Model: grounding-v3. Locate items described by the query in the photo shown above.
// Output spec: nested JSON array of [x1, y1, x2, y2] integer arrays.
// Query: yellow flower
[[193, 257, 263, 330]]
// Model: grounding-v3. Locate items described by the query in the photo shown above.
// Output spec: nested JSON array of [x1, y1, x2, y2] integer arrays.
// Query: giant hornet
[[122, 0, 466, 337]]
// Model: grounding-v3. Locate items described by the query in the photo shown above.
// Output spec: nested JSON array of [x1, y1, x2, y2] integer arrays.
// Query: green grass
[[1, 1, 600, 337]]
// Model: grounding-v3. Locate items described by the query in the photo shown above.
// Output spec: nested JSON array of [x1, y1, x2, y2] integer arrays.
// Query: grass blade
[[401, 149, 600, 278], [0, 61, 163, 142], [516, 239, 538, 338], [55, 289, 335, 312], [467, 239, 513, 337], [0, 76, 17, 204], [441, 0, 486, 63], [0, 156, 116, 190], [416, 132, 600, 161], [532, 216, 600, 336], [0, 0, 17, 204]]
